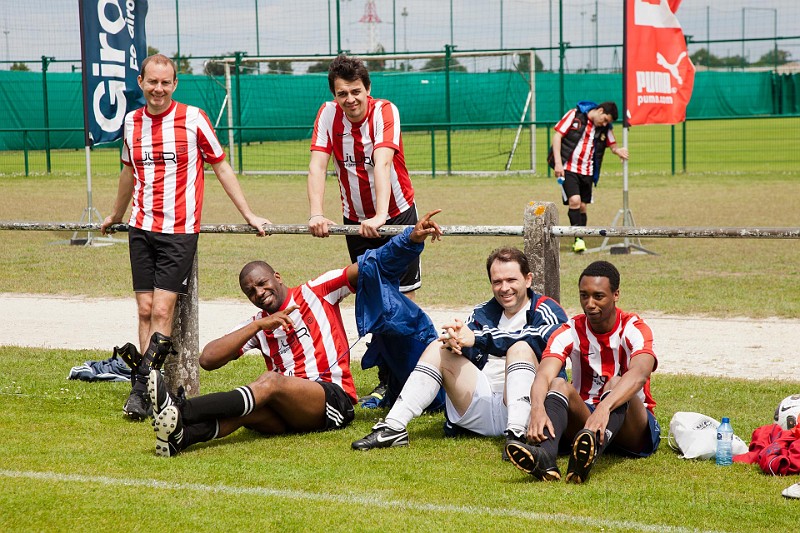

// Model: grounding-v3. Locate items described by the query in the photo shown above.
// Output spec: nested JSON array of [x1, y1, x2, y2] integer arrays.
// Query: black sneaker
[[357, 382, 388, 409], [122, 388, 152, 421], [505, 441, 561, 481], [147, 369, 183, 416], [566, 429, 599, 484], [351, 421, 409, 451], [154, 405, 184, 457]]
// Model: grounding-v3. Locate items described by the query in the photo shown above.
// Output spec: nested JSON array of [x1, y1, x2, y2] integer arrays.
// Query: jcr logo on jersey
[[340, 153, 374, 168], [140, 151, 177, 165]]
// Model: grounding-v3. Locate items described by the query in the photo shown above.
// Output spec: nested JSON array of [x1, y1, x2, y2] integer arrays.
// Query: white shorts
[[444, 367, 507, 437]]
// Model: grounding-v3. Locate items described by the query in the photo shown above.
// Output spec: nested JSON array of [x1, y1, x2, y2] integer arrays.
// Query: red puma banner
[[625, 0, 695, 125]]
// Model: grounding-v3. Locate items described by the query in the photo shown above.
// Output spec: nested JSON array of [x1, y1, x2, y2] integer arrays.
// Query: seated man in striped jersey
[[147, 210, 444, 457], [505, 261, 660, 483]]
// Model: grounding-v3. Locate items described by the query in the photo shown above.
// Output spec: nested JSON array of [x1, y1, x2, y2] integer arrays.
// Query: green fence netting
[[1, 70, 797, 151]]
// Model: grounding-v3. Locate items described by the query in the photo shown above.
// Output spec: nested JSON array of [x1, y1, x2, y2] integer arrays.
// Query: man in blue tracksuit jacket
[[352, 246, 568, 459]]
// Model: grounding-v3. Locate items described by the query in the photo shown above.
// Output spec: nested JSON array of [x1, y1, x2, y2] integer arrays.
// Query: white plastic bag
[[668, 411, 749, 459]]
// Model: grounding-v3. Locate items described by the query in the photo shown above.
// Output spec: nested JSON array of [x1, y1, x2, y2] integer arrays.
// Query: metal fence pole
[[41, 56, 53, 174]]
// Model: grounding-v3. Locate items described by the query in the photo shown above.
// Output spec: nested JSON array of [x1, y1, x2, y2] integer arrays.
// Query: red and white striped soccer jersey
[[235, 267, 358, 404], [542, 308, 657, 412], [310, 96, 414, 222], [121, 101, 227, 234], [554, 108, 617, 176]]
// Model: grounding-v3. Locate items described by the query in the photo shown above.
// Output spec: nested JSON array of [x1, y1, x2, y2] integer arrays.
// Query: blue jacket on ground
[[355, 227, 444, 410], [461, 289, 568, 370]]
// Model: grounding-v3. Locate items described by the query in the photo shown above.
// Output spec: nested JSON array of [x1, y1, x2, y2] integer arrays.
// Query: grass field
[[1, 345, 798, 533]]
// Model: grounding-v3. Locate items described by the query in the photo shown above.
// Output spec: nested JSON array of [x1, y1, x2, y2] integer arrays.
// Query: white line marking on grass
[[1, 469, 719, 532]]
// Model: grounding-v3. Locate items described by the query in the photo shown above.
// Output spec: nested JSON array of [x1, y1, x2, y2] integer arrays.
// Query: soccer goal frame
[[207, 49, 537, 175]]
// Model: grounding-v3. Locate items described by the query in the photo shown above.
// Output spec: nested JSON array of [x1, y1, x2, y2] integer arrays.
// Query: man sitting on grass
[[351, 247, 567, 457], [505, 260, 660, 483], [147, 211, 444, 457]]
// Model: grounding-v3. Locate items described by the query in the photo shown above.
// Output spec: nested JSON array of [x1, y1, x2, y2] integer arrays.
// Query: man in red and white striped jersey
[[147, 210, 444, 457], [505, 261, 660, 483], [307, 54, 419, 404], [100, 54, 270, 421], [550, 102, 629, 253]]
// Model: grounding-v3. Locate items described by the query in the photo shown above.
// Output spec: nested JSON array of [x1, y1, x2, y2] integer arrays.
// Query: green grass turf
[[0, 345, 798, 532]]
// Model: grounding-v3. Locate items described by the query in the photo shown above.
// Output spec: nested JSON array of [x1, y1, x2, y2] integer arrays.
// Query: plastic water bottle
[[716, 417, 733, 466]]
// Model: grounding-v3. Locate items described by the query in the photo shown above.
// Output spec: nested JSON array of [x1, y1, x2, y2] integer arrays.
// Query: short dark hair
[[327, 54, 371, 94], [597, 101, 619, 122], [579, 260, 620, 292], [239, 260, 275, 287], [486, 247, 531, 280], [139, 54, 177, 80]]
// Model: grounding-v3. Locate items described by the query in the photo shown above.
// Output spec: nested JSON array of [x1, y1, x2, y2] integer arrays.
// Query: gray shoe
[[122, 388, 151, 421]]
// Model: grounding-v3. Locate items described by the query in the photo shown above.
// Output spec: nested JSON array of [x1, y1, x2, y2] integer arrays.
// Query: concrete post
[[166, 253, 200, 396], [523, 201, 561, 302]]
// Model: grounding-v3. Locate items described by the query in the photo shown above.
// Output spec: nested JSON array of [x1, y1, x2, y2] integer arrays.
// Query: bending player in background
[[549, 101, 628, 253], [506, 260, 660, 482], [100, 54, 270, 421]]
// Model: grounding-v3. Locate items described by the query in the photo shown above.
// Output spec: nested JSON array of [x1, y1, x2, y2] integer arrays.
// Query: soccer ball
[[774, 394, 800, 430]]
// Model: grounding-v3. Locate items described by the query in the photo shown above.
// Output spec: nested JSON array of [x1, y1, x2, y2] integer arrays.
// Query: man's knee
[[549, 376, 571, 395], [505, 341, 536, 364]]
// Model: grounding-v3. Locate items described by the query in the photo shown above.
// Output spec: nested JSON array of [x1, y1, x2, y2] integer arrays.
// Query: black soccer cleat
[[505, 440, 561, 481], [122, 387, 152, 421], [148, 369, 184, 418], [502, 430, 526, 462], [351, 421, 409, 451], [566, 429, 599, 484], [154, 405, 184, 458]]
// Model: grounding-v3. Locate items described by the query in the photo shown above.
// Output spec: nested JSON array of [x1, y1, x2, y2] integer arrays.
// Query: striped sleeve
[[310, 102, 334, 153], [195, 108, 226, 164]]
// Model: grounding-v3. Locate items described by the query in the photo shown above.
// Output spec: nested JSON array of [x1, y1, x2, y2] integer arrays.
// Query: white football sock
[[505, 360, 536, 437], [385, 362, 442, 430]]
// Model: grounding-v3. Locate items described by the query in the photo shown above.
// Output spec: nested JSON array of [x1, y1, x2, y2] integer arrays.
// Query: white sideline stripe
[[0, 469, 717, 532]]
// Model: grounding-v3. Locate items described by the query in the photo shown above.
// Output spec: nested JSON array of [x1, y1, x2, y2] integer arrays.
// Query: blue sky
[[3, 1, 799, 72]]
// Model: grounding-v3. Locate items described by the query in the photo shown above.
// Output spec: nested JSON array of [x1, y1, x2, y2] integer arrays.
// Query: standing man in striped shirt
[[100, 54, 270, 421], [506, 261, 660, 483], [307, 54, 418, 406], [549, 101, 628, 253]]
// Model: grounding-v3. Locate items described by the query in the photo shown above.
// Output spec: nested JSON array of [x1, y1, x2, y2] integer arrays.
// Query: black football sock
[[597, 390, 629, 455], [181, 386, 255, 424], [540, 390, 569, 458], [181, 420, 219, 450], [568, 208, 582, 227], [580, 212, 587, 227]]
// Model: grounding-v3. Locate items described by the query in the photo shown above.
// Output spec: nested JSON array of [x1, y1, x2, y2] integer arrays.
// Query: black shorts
[[318, 381, 355, 431], [561, 171, 594, 206], [128, 227, 199, 294], [343, 205, 421, 293]]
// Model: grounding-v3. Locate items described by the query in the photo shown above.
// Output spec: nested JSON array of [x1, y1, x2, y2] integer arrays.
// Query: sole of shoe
[[566, 430, 597, 484], [154, 407, 181, 458], [506, 442, 560, 481]]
